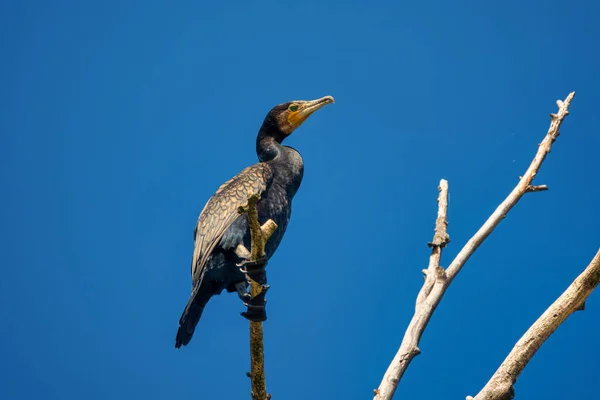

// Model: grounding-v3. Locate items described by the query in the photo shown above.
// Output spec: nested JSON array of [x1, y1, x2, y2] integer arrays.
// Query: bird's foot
[[237, 257, 269, 321], [240, 284, 270, 322], [238, 256, 268, 285], [234, 280, 251, 303]]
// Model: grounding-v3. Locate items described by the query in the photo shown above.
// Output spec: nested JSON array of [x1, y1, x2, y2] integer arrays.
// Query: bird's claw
[[237, 257, 269, 321], [238, 256, 268, 285], [234, 281, 252, 303], [241, 284, 270, 322]]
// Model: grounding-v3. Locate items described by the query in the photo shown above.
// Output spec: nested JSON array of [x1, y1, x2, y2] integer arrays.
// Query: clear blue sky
[[1, 1, 599, 399]]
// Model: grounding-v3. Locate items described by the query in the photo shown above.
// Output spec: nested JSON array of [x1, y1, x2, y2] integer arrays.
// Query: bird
[[175, 95, 334, 348]]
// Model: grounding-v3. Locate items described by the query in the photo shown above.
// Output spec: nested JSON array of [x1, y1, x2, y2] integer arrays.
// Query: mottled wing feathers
[[191, 163, 273, 281]]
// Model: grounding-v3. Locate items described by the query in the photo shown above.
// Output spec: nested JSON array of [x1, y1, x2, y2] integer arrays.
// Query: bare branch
[[238, 194, 277, 400], [445, 92, 575, 283], [373, 92, 575, 400], [467, 249, 600, 400], [374, 179, 449, 399]]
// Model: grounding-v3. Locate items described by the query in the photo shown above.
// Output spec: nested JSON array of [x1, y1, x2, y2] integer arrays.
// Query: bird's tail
[[175, 280, 209, 348]]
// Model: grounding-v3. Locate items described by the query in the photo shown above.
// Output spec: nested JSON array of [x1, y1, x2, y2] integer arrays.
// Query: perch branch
[[373, 92, 576, 400], [238, 194, 277, 400], [467, 249, 600, 400]]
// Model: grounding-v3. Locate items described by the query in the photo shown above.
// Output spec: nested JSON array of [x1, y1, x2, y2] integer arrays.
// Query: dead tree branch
[[444, 92, 575, 283], [373, 179, 449, 399], [467, 249, 600, 400], [373, 92, 576, 400], [238, 194, 277, 400]]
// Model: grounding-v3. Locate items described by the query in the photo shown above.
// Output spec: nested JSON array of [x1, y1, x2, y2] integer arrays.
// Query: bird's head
[[261, 95, 335, 140]]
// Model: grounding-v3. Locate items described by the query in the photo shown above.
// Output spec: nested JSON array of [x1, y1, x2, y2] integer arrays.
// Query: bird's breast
[[257, 182, 293, 258]]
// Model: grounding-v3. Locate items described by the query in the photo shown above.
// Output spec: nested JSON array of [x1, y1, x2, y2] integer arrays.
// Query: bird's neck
[[256, 129, 304, 198], [256, 129, 283, 162]]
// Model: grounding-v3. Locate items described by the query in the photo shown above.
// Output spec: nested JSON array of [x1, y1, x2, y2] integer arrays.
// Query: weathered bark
[[239, 194, 277, 400], [373, 92, 576, 400], [467, 249, 600, 400]]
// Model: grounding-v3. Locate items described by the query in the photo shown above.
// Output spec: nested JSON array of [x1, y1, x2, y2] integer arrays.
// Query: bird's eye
[[289, 105, 298, 112]]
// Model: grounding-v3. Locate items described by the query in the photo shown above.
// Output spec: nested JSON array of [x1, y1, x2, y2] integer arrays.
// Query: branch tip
[[260, 220, 278, 240], [526, 184, 549, 193]]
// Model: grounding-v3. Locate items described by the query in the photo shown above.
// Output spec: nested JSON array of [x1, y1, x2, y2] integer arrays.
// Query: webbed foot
[[237, 256, 269, 321], [238, 256, 268, 285], [240, 284, 270, 322], [234, 280, 251, 303]]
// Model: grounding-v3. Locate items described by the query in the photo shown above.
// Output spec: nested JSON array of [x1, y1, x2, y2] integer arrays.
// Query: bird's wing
[[190, 162, 273, 282]]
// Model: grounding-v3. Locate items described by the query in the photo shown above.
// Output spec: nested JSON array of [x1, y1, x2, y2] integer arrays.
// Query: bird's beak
[[288, 95, 335, 128]]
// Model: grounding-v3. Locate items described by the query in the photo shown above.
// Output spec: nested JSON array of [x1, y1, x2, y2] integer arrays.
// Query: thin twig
[[467, 249, 600, 400], [373, 92, 575, 400], [525, 184, 548, 192], [239, 194, 277, 400]]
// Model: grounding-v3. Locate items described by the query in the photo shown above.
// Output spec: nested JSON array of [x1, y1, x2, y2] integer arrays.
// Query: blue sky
[[1, 1, 599, 399]]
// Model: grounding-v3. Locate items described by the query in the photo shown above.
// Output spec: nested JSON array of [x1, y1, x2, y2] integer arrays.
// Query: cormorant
[[175, 95, 334, 348]]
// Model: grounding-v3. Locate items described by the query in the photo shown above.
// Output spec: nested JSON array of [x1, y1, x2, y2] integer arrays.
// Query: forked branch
[[467, 249, 600, 400], [238, 194, 277, 400], [373, 92, 576, 400]]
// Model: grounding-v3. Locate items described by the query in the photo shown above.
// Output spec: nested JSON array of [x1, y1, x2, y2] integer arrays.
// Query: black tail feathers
[[175, 281, 209, 348]]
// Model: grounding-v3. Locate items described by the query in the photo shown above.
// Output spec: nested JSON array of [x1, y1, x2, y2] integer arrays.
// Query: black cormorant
[[175, 96, 334, 348]]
